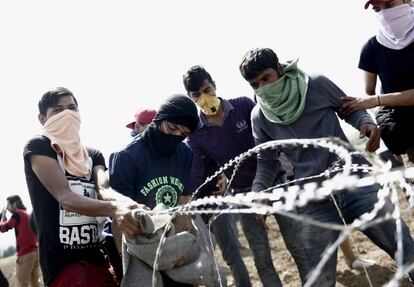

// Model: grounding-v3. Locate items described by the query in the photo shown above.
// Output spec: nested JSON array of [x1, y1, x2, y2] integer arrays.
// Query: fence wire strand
[[144, 138, 414, 287]]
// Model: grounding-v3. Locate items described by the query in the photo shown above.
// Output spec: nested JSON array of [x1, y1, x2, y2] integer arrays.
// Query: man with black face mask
[[109, 94, 200, 286]]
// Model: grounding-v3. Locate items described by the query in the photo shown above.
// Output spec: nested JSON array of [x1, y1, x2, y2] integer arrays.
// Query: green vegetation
[[0, 246, 16, 259]]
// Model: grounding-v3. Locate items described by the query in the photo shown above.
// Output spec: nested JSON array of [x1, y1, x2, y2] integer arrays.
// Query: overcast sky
[[0, 0, 379, 248]]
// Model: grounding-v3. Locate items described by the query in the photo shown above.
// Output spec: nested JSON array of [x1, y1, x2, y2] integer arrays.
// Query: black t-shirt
[[23, 135, 107, 285], [359, 37, 414, 93], [109, 137, 193, 209], [359, 37, 414, 153]]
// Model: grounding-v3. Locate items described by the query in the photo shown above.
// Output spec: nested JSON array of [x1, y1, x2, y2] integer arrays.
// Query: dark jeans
[[236, 176, 308, 287], [0, 269, 8, 287], [299, 185, 414, 287], [204, 213, 252, 287], [240, 212, 308, 287]]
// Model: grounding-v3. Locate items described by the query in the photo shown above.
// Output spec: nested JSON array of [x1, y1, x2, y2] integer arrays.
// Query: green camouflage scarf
[[255, 59, 309, 125]]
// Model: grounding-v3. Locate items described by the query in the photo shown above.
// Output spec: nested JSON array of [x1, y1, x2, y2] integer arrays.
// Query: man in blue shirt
[[109, 94, 199, 287], [184, 66, 306, 287]]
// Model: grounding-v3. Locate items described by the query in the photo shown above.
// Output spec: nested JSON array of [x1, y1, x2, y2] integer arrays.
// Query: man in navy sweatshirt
[[109, 94, 200, 287]]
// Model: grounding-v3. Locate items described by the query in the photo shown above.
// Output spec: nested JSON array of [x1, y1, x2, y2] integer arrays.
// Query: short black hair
[[7, 195, 26, 210], [183, 65, 214, 92], [239, 48, 279, 81], [38, 87, 78, 115]]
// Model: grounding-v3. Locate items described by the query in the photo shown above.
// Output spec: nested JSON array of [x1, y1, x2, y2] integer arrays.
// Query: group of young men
[[21, 0, 414, 286]]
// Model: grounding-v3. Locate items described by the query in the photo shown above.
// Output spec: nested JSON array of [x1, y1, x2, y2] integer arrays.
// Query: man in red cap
[[126, 109, 157, 137], [100, 108, 157, 280], [364, 0, 394, 9]]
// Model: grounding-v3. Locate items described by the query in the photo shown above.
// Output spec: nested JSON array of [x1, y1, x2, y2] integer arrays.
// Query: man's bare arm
[[30, 154, 141, 237]]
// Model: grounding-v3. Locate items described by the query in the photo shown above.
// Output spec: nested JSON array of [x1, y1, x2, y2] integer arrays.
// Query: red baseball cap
[[364, 0, 393, 9], [126, 109, 157, 129]]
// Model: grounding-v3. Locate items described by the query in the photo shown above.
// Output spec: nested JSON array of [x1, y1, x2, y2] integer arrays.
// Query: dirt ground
[[0, 256, 18, 287], [215, 192, 414, 287], [1, 193, 413, 287]]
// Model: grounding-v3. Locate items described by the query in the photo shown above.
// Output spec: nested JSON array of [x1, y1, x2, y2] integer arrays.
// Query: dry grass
[[0, 256, 16, 287]]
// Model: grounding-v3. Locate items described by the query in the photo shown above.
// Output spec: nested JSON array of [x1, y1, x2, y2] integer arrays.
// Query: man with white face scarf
[[23, 87, 142, 287], [342, 0, 414, 168]]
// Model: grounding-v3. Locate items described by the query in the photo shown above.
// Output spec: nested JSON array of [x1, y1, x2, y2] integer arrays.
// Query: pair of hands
[[112, 200, 147, 238], [212, 172, 228, 197], [113, 201, 189, 267]]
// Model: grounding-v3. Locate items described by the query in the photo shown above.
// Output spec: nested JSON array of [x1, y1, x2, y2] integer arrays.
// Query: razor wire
[[144, 137, 414, 287]]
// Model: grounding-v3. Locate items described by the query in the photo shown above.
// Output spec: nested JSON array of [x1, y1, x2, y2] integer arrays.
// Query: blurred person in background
[[0, 195, 40, 287], [126, 108, 157, 138]]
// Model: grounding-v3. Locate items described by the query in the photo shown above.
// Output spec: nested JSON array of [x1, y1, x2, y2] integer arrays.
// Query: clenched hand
[[359, 123, 380, 153], [113, 201, 145, 238]]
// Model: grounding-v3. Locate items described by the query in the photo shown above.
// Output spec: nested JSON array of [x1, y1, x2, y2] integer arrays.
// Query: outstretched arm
[[30, 154, 141, 237], [0, 212, 19, 233], [0, 207, 6, 222], [340, 70, 377, 113], [341, 89, 414, 114], [321, 74, 379, 152]]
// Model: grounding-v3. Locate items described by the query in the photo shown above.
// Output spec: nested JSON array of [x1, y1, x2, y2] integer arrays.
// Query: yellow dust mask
[[197, 94, 220, 116]]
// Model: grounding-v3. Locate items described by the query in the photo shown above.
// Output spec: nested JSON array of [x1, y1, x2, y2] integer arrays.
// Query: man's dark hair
[[6, 195, 26, 210], [183, 66, 214, 92], [38, 87, 78, 115], [239, 48, 279, 81]]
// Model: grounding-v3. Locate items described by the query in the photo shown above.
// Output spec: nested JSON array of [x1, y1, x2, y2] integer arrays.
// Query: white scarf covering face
[[376, 3, 414, 50], [41, 109, 90, 177]]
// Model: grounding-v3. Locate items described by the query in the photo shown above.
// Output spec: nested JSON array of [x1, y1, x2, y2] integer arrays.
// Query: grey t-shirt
[[251, 74, 375, 192]]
